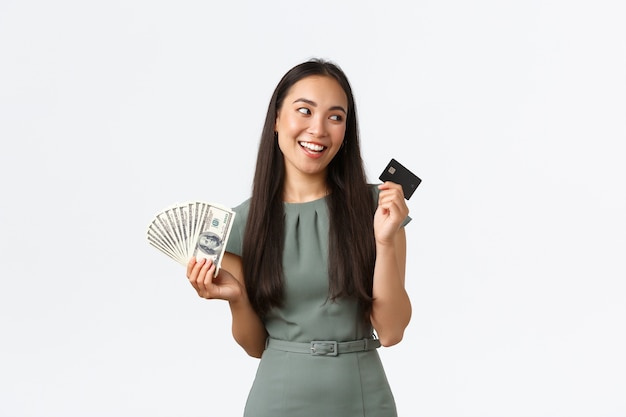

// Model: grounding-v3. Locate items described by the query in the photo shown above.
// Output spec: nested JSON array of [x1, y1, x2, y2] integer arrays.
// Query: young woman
[[187, 58, 412, 416]]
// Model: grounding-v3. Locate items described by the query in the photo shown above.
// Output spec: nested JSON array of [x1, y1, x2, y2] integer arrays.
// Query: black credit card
[[378, 158, 421, 200]]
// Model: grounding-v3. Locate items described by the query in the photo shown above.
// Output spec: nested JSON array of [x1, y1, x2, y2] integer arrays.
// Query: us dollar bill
[[146, 201, 236, 276], [192, 203, 235, 277]]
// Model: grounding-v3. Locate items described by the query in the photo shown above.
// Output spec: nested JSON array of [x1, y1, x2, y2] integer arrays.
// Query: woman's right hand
[[186, 257, 244, 302]]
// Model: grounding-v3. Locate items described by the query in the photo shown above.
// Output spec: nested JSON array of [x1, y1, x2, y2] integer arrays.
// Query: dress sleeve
[[225, 199, 250, 256]]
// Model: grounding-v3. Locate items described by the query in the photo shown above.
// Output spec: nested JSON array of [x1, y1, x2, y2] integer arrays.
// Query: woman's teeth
[[299, 141, 325, 152]]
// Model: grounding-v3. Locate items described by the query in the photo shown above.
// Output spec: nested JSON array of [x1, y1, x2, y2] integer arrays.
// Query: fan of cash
[[146, 201, 236, 276]]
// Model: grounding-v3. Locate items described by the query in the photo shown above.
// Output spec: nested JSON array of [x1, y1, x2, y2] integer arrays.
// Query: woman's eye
[[330, 114, 343, 121], [297, 107, 311, 115]]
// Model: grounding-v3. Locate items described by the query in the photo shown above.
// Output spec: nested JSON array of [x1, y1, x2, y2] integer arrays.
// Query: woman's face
[[275, 75, 348, 179]]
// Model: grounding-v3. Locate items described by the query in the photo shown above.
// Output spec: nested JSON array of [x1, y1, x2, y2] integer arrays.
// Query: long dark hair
[[242, 58, 376, 320]]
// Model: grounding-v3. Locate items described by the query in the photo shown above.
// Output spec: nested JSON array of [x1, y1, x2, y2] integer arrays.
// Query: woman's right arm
[[187, 253, 267, 358]]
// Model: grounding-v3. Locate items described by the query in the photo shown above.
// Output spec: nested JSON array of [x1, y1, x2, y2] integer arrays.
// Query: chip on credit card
[[378, 158, 421, 200]]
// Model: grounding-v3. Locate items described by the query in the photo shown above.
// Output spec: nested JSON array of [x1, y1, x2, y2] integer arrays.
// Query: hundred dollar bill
[[192, 203, 235, 277], [146, 201, 236, 276]]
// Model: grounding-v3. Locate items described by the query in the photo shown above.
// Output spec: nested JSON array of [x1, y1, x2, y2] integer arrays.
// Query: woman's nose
[[308, 115, 327, 137]]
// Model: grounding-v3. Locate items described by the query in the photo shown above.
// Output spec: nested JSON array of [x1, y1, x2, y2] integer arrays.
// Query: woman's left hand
[[374, 182, 409, 245]]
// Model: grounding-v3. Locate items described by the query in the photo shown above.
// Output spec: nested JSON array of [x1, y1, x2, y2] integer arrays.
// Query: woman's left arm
[[370, 182, 412, 347]]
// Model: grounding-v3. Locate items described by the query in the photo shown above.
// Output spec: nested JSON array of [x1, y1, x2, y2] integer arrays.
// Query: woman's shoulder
[[225, 197, 251, 256], [231, 197, 252, 218]]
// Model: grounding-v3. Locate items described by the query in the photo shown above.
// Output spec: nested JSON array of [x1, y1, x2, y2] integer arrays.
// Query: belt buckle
[[310, 340, 338, 356]]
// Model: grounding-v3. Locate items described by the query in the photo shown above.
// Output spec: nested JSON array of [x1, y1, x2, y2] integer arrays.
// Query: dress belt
[[265, 337, 381, 356]]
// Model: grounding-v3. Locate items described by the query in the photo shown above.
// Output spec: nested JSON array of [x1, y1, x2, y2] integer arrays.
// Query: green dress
[[225, 186, 407, 417]]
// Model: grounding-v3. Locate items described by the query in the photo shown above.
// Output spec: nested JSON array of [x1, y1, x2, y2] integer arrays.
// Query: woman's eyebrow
[[293, 98, 347, 114]]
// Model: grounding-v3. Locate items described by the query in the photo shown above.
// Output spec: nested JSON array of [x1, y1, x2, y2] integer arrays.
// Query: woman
[[187, 58, 412, 416]]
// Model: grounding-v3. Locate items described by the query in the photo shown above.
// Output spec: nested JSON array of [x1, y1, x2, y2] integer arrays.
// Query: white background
[[1, 1, 625, 416]]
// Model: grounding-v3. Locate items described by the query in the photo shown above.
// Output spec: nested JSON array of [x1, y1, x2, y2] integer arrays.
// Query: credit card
[[378, 158, 421, 200]]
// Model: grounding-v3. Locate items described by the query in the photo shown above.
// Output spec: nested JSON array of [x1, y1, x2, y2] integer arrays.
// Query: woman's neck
[[282, 175, 329, 203]]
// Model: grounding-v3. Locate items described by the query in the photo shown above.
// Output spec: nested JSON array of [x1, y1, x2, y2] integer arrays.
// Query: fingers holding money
[[187, 257, 217, 299]]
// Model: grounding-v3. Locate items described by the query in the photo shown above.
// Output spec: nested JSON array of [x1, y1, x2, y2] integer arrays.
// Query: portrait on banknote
[[146, 201, 235, 277]]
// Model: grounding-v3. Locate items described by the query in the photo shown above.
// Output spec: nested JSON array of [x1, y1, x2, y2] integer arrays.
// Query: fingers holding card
[[379, 158, 422, 200]]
